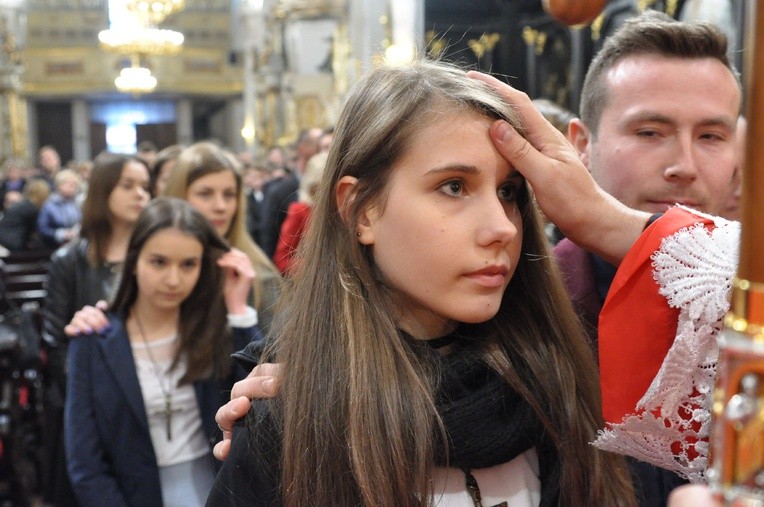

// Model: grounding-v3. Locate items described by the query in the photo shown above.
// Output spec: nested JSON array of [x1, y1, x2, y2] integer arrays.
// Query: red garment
[[274, 201, 312, 275], [598, 207, 717, 424]]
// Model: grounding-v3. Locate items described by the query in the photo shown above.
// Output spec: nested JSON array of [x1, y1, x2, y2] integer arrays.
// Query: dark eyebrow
[[147, 252, 199, 262], [424, 164, 480, 176], [623, 112, 673, 125], [425, 164, 522, 182], [624, 111, 735, 130]]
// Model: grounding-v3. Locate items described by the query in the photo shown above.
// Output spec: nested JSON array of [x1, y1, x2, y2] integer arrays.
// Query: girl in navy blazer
[[65, 197, 262, 507]]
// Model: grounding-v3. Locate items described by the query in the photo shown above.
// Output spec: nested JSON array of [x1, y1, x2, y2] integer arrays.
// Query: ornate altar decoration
[[238, 0, 351, 153]]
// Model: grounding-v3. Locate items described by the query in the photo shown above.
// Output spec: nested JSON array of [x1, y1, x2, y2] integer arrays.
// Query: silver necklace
[[134, 311, 180, 440]]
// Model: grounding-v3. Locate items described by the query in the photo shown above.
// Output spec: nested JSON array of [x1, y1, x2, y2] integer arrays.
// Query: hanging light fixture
[[126, 0, 185, 26], [98, 26, 184, 56], [114, 55, 157, 95], [98, 0, 186, 94]]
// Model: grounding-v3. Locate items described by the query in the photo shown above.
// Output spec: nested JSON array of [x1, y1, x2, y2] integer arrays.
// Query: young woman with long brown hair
[[65, 198, 262, 506], [208, 60, 636, 506], [41, 152, 151, 505], [162, 142, 281, 335]]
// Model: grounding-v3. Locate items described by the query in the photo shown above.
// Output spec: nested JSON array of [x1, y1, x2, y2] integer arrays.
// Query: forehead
[[190, 169, 237, 187], [142, 227, 202, 253], [120, 160, 149, 179], [58, 176, 78, 185], [603, 55, 740, 119]]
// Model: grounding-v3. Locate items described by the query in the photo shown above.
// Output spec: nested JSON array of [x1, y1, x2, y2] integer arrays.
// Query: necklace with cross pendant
[[163, 393, 182, 440], [135, 311, 180, 440]]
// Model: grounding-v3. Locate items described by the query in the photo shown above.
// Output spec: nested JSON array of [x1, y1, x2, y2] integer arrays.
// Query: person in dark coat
[[0, 179, 50, 251]]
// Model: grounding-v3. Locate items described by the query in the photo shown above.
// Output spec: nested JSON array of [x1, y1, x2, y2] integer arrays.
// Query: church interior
[[0, 1, 753, 506], [0, 0, 744, 165]]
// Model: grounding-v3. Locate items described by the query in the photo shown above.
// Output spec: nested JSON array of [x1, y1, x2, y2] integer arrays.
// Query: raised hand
[[217, 248, 256, 315], [468, 71, 649, 265]]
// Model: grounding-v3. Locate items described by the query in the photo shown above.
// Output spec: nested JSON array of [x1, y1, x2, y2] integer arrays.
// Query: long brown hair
[[80, 152, 149, 266], [163, 141, 278, 312], [110, 197, 233, 383], [261, 60, 635, 506]]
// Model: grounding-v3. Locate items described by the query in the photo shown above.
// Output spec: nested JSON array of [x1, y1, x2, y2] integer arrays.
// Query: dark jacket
[[65, 314, 260, 507], [0, 176, 25, 212], [259, 176, 298, 259], [0, 199, 42, 250], [246, 191, 265, 248], [43, 239, 116, 349]]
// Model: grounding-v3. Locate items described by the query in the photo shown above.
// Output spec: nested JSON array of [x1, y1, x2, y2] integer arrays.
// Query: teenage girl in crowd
[[65, 197, 262, 506], [41, 152, 151, 505], [207, 60, 636, 506], [162, 142, 281, 335]]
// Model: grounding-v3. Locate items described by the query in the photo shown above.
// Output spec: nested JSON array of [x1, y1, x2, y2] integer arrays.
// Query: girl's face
[[108, 161, 151, 225], [186, 170, 238, 237], [134, 227, 203, 312], [359, 110, 523, 338]]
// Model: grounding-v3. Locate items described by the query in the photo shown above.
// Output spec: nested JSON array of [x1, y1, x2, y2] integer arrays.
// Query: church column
[[0, 3, 27, 161], [71, 98, 89, 161], [176, 98, 193, 146]]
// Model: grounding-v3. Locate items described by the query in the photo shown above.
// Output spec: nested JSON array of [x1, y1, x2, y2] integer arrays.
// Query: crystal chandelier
[[99, 0, 186, 93], [126, 0, 185, 25], [115, 58, 158, 95], [98, 26, 184, 56]]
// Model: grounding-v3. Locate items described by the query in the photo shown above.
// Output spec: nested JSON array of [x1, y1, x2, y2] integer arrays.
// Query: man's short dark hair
[[580, 10, 740, 137]]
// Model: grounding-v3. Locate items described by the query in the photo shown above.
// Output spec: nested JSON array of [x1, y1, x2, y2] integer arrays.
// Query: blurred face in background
[[57, 178, 79, 199], [39, 147, 61, 174], [3, 190, 22, 209], [244, 167, 268, 193], [186, 170, 238, 237], [109, 160, 151, 226]]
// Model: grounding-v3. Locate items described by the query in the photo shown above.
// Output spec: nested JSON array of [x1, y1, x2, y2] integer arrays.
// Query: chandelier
[[98, 27, 184, 56], [99, 0, 186, 93], [115, 57, 158, 95], [126, 0, 185, 26]]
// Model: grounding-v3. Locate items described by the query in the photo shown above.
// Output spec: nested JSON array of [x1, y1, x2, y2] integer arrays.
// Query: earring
[[356, 231, 362, 237]]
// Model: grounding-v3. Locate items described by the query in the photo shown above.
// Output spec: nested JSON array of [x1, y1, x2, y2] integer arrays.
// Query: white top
[[132, 334, 210, 467], [432, 448, 540, 506]]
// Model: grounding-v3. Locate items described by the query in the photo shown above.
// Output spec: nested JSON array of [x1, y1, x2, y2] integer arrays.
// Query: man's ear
[[568, 118, 592, 169], [335, 175, 374, 245]]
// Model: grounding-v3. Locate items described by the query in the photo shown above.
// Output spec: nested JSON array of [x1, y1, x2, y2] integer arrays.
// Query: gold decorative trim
[[45, 61, 85, 75], [725, 278, 764, 338], [522, 27, 546, 55]]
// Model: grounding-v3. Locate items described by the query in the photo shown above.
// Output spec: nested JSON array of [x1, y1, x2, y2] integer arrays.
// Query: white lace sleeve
[[593, 209, 739, 483]]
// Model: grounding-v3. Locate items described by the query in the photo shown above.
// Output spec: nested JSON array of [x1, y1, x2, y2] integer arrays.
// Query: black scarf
[[428, 335, 561, 506]]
